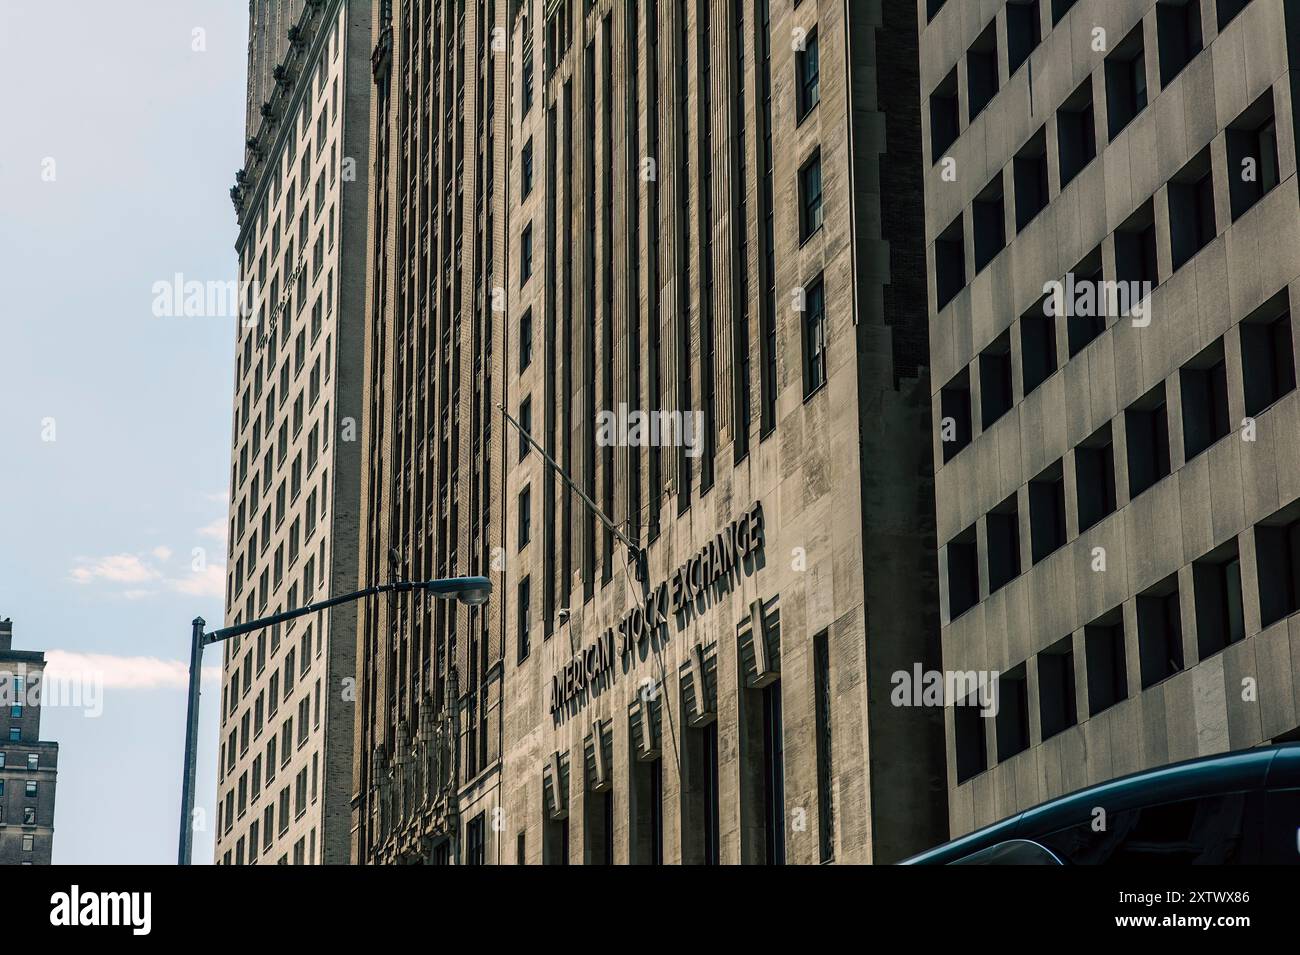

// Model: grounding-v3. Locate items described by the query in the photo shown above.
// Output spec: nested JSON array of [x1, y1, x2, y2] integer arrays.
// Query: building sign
[[549, 501, 764, 715]]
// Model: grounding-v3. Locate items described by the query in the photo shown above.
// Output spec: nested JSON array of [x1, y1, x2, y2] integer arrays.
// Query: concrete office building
[[0, 619, 58, 865], [920, 0, 1300, 837], [216, 0, 371, 864], [480, 0, 944, 865]]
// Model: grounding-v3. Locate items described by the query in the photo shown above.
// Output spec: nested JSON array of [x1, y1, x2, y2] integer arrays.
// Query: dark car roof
[[900, 743, 1300, 865]]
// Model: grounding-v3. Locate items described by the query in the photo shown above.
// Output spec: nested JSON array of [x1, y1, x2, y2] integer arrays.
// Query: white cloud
[[44, 650, 221, 689], [151, 545, 173, 561], [168, 562, 226, 599], [195, 518, 227, 542], [69, 553, 161, 586]]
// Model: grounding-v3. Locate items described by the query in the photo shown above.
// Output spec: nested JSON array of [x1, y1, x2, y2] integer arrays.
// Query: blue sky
[[0, 2, 249, 863]]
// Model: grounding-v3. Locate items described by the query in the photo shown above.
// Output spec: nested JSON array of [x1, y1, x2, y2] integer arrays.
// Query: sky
[[0, 1, 250, 863]]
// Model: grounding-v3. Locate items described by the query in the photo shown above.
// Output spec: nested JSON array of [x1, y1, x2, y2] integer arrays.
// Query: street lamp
[[177, 575, 492, 865]]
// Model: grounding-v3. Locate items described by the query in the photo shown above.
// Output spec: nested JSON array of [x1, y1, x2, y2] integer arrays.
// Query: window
[[1115, 200, 1159, 289], [1021, 303, 1057, 395], [1226, 91, 1279, 221], [1193, 540, 1245, 659], [799, 153, 823, 241], [934, 214, 965, 309], [1085, 611, 1128, 714], [519, 485, 531, 549], [954, 689, 988, 783], [25, 780, 37, 797], [929, 67, 959, 163], [1051, 0, 1079, 24], [812, 630, 835, 862], [465, 813, 486, 866], [1028, 460, 1067, 563], [1126, 382, 1171, 497], [940, 367, 972, 461], [23, 806, 37, 825], [967, 21, 998, 121], [972, 175, 1005, 274], [1105, 25, 1148, 139], [986, 493, 1021, 594], [1013, 128, 1049, 231], [1006, 1, 1040, 75], [1066, 247, 1105, 356], [796, 28, 819, 119], [978, 331, 1012, 428], [1179, 337, 1229, 460], [1168, 147, 1216, 270], [995, 664, 1030, 761], [1156, 0, 1202, 86], [519, 396, 533, 461], [1240, 297, 1295, 416], [520, 222, 534, 284], [801, 276, 827, 396], [1075, 423, 1117, 532], [1255, 502, 1300, 628], [1217, 0, 1252, 30], [519, 309, 533, 371], [946, 524, 979, 620], [1038, 636, 1077, 741], [26, 753, 37, 770], [517, 575, 531, 663], [1138, 575, 1184, 687], [522, 137, 535, 197]]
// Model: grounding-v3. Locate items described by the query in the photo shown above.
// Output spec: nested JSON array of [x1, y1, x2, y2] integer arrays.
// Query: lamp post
[[177, 575, 491, 865]]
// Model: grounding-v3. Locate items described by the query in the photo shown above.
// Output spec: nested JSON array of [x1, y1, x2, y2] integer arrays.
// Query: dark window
[[519, 396, 532, 461], [1052, 0, 1080, 24], [1115, 200, 1159, 289], [954, 692, 988, 783], [935, 214, 966, 308], [1085, 611, 1128, 715], [796, 28, 819, 119], [1240, 299, 1295, 416], [1255, 503, 1300, 628], [986, 493, 1021, 593], [1179, 337, 1230, 460], [1168, 147, 1216, 270], [802, 276, 827, 396], [1217, 0, 1252, 31], [979, 331, 1013, 428], [995, 664, 1030, 761], [947, 524, 979, 620], [812, 630, 835, 862], [1038, 636, 1078, 741], [1075, 423, 1117, 531], [1066, 247, 1105, 356], [1057, 78, 1096, 187], [927, 0, 947, 22], [930, 67, 960, 163], [1226, 90, 1279, 220], [799, 152, 823, 241], [1193, 541, 1245, 659], [1126, 382, 1171, 497], [1137, 575, 1184, 687], [1021, 302, 1057, 395], [967, 21, 999, 121], [762, 682, 785, 865], [522, 137, 535, 197], [1156, 0, 1203, 86], [520, 308, 533, 371], [465, 813, 486, 866], [517, 575, 531, 663], [1105, 25, 1148, 139], [1029, 460, 1067, 563], [940, 368, 972, 461], [1014, 127, 1049, 231], [973, 175, 1005, 273], [519, 485, 531, 549], [520, 222, 534, 284], [1006, 0, 1041, 75]]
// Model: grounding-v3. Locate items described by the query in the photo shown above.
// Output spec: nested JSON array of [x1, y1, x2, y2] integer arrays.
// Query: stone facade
[[0, 619, 58, 866], [216, 0, 370, 864], [921, 0, 1300, 837]]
